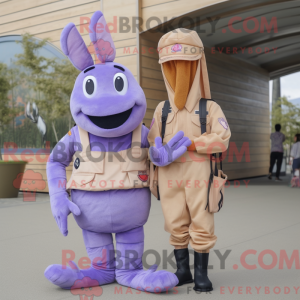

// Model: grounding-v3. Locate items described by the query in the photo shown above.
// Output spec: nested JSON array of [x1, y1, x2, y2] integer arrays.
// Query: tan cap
[[158, 29, 204, 64]]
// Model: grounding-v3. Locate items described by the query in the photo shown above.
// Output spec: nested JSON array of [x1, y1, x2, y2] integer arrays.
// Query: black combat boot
[[174, 248, 193, 286], [193, 252, 213, 292]]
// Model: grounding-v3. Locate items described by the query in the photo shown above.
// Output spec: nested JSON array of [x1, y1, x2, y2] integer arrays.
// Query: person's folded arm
[[194, 102, 231, 154]]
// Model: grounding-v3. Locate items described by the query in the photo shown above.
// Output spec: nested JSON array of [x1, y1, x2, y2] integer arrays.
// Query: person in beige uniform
[[148, 29, 231, 292]]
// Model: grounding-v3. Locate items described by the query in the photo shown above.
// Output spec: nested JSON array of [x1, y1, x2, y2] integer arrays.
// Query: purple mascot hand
[[149, 131, 191, 167], [50, 193, 81, 236]]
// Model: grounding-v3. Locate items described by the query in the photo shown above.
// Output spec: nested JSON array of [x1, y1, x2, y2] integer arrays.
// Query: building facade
[[1, 0, 299, 191]]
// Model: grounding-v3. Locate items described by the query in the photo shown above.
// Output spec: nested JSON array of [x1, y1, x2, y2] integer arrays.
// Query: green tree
[[0, 63, 11, 127], [272, 96, 300, 154], [15, 33, 79, 142], [0, 63, 22, 159], [34, 58, 79, 141]]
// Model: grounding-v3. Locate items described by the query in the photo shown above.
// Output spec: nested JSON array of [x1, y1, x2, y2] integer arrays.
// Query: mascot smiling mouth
[[87, 107, 133, 129]]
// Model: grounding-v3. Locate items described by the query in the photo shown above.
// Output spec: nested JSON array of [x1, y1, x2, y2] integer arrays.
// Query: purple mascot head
[[60, 11, 147, 137]]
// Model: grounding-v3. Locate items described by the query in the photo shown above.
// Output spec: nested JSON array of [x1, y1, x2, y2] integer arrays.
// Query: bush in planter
[[0, 161, 27, 198]]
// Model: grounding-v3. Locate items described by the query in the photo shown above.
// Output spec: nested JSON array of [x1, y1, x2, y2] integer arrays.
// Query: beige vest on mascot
[[67, 123, 150, 191]]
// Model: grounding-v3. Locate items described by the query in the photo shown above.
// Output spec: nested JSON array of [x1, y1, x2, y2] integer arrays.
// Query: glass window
[[0, 35, 74, 152]]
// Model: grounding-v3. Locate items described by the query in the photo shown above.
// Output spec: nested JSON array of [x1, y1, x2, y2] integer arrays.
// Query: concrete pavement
[[0, 175, 299, 300]]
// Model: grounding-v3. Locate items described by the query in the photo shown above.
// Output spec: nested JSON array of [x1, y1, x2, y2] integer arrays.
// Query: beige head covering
[[158, 29, 211, 108]]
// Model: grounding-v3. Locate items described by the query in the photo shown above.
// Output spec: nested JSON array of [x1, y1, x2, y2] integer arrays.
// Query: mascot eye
[[86, 80, 94, 94], [114, 73, 128, 95], [83, 76, 97, 98]]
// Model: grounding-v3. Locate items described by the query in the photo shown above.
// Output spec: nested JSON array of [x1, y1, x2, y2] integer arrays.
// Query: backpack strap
[[161, 100, 170, 142], [199, 98, 223, 212], [156, 100, 170, 201], [199, 98, 216, 134]]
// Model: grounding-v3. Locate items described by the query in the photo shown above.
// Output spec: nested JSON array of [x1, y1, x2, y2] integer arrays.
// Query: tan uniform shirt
[[148, 100, 231, 156], [147, 28, 231, 252]]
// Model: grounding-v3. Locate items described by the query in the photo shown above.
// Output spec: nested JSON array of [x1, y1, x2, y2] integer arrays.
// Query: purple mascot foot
[[115, 227, 178, 292], [44, 243, 115, 289]]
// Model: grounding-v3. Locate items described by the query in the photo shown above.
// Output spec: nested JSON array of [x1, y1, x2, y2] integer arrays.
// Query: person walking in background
[[290, 133, 300, 176], [268, 124, 285, 181]]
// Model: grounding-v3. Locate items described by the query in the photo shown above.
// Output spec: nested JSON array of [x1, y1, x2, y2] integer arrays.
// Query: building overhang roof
[[142, 0, 300, 79]]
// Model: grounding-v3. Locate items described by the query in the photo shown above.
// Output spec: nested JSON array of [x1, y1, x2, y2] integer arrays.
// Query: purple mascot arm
[[149, 131, 191, 167], [46, 18, 94, 236], [47, 129, 81, 236]]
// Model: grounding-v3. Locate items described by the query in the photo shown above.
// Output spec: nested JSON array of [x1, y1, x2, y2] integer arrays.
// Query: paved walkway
[[1, 175, 299, 300]]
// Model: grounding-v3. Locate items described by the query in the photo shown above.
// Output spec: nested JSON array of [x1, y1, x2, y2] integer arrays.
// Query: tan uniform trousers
[[158, 153, 217, 253]]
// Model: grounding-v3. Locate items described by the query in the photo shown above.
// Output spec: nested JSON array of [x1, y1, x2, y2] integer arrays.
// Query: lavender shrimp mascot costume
[[44, 11, 178, 292]]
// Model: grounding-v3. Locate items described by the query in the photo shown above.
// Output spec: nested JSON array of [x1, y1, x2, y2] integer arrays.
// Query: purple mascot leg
[[115, 226, 178, 292], [44, 231, 115, 289]]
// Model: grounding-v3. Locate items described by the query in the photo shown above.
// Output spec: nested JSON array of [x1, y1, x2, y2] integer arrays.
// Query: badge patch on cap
[[171, 44, 182, 52], [218, 118, 228, 130]]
